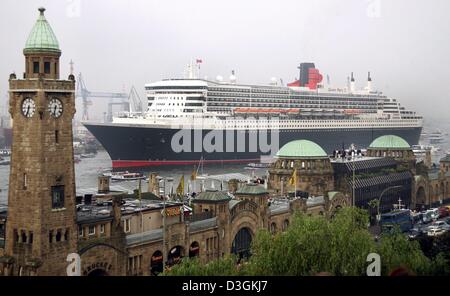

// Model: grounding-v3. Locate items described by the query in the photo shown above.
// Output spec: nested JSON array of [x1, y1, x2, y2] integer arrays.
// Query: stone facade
[[1, 40, 77, 276], [268, 158, 334, 196], [412, 155, 450, 209]]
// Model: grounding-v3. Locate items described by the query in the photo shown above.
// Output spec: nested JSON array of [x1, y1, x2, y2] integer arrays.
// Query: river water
[[1, 120, 450, 206], [0, 150, 262, 205]]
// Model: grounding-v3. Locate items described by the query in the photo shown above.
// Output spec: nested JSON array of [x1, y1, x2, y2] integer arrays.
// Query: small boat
[[429, 130, 445, 145], [0, 149, 11, 156], [0, 157, 10, 166], [108, 171, 147, 181], [80, 153, 97, 159], [245, 162, 271, 169]]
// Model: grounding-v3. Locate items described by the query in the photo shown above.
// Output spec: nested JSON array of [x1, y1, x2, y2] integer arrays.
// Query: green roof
[[276, 140, 328, 159], [193, 190, 231, 203], [368, 135, 411, 150], [235, 183, 268, 195], [24, 7, 60, 53]]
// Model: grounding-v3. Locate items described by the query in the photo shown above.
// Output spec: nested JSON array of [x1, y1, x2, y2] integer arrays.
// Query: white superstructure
[[112, 63, 422, 131]]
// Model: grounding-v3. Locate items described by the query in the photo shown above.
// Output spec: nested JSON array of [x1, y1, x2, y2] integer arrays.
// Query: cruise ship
[[83, 62, 423, 169]]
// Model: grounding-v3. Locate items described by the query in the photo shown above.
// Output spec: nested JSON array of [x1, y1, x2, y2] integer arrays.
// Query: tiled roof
[[193, 190, 231, 202]]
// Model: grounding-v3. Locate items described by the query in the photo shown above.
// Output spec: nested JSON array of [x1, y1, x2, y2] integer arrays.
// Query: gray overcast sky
[[1, 0, 450, 122]]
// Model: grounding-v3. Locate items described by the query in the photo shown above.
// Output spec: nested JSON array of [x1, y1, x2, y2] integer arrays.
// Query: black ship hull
[[83, 123, 422, 169]]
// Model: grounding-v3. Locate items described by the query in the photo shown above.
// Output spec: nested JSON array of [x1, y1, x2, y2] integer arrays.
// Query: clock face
[[21, 97, 36, 118], [48, 98, 63, 118]]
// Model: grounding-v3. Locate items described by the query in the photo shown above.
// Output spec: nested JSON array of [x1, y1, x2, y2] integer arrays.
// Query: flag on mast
[[289, 168, 297, 198], [176, 175, 185, 196], [288, 168, 297, 186], [191, 166, 197, 181], [138, 178, 142, 200]]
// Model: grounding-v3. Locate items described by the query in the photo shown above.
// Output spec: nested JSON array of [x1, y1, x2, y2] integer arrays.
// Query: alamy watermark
[[66, 0, 82, 18], [366, 253, 381, 276], [366, 0, 381, 18], [170, 117, 280, 162]]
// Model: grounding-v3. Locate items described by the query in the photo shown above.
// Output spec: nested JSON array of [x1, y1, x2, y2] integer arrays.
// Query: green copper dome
[[235, 183, 268, 196], [193, 190, 231, 203], [276, 140, 328, 159], [24, 7, 60, 53], [369, 135, 410, 150]]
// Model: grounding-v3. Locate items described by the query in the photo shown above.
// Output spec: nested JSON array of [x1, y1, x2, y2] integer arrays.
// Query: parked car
[[407, 229, 423, 240], [429, 208, 440, 220], [427, 228, 447, 237], [439, 206, 450, 218], [422, 211, 433, 224], [411, 212, 423, 224], [431, 220, 450, 231]]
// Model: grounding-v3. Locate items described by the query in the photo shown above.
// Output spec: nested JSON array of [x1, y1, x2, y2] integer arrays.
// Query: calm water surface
[[1, 121, 449, 206]]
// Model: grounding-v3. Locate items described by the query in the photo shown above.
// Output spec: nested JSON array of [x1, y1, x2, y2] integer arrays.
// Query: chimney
[[98, 176, 110, 193], [112, 195, 123, 228], [148, 172, 160, 196], [350, 72, 355, 93], [84, 194, 93, 205], [367, 72, 372, 92], [75, 196, 83, 205]]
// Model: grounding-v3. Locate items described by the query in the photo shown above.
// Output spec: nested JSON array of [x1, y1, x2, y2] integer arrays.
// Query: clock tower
[[2, 7, 77, 276]]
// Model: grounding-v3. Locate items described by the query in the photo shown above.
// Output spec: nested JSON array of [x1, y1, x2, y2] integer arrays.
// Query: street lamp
[[377, 185, 404, 223]]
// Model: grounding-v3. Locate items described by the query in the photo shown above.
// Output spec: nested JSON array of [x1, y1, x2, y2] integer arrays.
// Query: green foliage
[[427, 253, 450, 276], [367, 199, 379, 209], [247, 207, 376, 276], [377, 230, 433, 275], [164, 255, 242, 276]]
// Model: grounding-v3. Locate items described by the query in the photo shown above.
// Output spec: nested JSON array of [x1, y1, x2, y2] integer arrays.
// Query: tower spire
[[70, 60, 74, 75]]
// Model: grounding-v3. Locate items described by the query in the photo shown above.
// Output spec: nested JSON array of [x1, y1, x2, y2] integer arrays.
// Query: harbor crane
[[76, 73, 143, 121]]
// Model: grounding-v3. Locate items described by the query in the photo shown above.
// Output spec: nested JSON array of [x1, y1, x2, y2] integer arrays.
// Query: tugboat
[[80, 153, 97, 159]]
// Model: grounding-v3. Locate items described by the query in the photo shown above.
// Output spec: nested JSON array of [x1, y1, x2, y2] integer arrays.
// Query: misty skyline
[[1, 0, 450, 121]]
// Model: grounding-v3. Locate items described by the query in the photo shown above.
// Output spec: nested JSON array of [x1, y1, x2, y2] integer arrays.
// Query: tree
[[163, 255, 242, 276], [377, 229, 435, 275], [247, 207, 376, 276]]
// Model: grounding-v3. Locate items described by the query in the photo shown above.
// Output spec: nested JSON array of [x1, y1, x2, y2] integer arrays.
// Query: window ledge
[[51, 208, 66, 212]]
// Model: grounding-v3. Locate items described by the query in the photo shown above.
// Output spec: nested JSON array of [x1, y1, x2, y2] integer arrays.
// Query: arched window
[[282, 219, 289, 231]]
